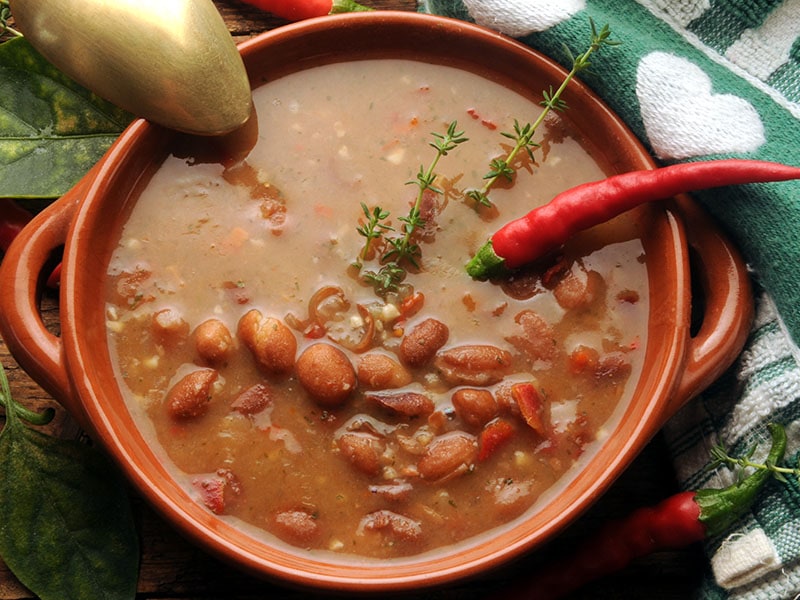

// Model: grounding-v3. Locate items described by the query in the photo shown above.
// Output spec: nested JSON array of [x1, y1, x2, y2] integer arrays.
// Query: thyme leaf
[[708, 431, 800, 485], [354, 121, 467, 295], [467, 19, 619, 209]]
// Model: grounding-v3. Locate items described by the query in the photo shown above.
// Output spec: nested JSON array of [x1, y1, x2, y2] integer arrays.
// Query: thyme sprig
[[355, 203, 392, 264], [355, 121, 467, 295], [708, 430, 800, 485], [467, 19, 620, 208]]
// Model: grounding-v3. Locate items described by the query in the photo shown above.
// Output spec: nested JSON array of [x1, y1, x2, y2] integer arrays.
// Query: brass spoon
[[9, 0, 252, 136]]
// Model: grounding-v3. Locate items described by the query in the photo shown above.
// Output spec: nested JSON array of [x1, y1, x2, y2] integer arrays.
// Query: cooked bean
[[553, 266, 605, 310], [273, 509, 319, 544], [434, 345, 512, 386], [399, 318, 449, 367], [152, 307, 190, 347], [451, 388, 498, 428], [594, 352, 633, 381], [231, 383, 272, 416], [489, 478, 536, 519], [368, 482, 414, 502], [506, 310, 558, 363], [417, 431, 477, 482], [365, 391, 434, 418], [194, 318, 234, 365], [237, 309, 297, 373], [358, 510, 422, 542], [166, 368, 218, 419], [357, 353, 412, 389], [337, 432, 385, 476], [296, 343, 356, 407]]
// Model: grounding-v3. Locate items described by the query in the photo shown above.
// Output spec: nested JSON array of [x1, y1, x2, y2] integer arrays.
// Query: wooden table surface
[[0, 1, 707, 598]]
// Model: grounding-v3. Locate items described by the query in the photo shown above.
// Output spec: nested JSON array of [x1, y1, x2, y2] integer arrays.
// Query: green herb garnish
[[355, 121, 467, 295], [467, 19, 620, 208]]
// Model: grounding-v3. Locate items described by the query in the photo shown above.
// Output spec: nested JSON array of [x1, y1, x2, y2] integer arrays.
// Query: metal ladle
[[9, 0, 253, 136]]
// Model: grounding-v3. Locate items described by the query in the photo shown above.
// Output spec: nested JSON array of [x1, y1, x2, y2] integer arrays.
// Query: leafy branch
[[355, 121, 468, 295], [467, 19, 620, 208], [709, 430, 800, 485]]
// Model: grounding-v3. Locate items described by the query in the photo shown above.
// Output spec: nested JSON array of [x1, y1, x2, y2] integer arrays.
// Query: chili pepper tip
[[466, 240, 507, 280]]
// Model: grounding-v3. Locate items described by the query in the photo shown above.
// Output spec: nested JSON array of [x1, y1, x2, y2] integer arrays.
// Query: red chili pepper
[[466, 159, 800, 279], [494, 423, 787, 600], [239, 0, 371, 21]]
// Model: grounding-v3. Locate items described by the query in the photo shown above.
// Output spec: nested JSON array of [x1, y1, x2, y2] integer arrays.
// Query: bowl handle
[[0, 174, 93, 424], [661, 195, 755, 424]]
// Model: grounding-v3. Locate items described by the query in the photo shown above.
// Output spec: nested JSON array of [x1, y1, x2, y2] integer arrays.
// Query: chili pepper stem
[[330, 0, 372, 13]]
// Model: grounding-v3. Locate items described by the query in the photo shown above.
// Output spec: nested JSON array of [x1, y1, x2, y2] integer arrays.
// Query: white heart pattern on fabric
[[463, 0, 585, 37], [635, 52, 765, 160]]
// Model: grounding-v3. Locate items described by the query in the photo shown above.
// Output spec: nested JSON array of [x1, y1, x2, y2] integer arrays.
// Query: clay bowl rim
[[59, 11, 697, 592]]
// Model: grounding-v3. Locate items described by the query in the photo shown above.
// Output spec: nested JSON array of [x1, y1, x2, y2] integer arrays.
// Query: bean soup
[[105, 59, 648, 559]]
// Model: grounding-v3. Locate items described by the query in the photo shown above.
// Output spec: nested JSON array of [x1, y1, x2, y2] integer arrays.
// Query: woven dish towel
[[419, 1, 800, 599]]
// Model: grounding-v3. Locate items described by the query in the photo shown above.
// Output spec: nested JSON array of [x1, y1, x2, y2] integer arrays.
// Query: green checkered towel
[[419, 1, 800, 598]]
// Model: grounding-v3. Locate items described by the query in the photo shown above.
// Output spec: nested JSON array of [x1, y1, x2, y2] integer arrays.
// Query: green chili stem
[[329, 0, 372, 13]]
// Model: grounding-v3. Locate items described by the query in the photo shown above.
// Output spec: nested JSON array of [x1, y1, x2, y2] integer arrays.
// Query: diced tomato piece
[[478, 419, 515, 462], [569, 345, 598, 374], [192, 469, 241, 515], [192, 475, 226, 514], [398, 291, 425, 321], [511, 383, 548, 436]]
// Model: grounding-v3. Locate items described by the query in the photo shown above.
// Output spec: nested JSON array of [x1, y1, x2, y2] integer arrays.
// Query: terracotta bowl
[[0, 12, 752, 593]]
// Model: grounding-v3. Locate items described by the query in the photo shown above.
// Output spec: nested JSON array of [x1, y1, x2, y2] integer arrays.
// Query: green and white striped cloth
[[418, 1, 800, 598]]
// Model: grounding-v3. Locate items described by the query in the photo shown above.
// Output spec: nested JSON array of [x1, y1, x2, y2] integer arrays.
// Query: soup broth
[[105, 59, 648, 558]]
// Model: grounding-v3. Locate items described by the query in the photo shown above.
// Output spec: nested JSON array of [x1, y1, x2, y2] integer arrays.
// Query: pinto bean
[[237, 309, 296, 373], [434, 345, 512, 387], [358, 510, 422, 542], [368, 482, 414, 502], [166, 368, 218, 419], [451, 388, 498, 428], [296, 343, 356, 407], [152, 307, 190, 347], [552, 266, 605, 310], [273, 509, 320, 544], [194, 318, 234, 365], [417, 431, 477, 482], [489, 477, 536, 519], [231, 383, 272, 416], [594, 351, 633, 381], [336, 432, 385, 476], [506, 310, 558, 363], [365, 391, 434, 418], [399, 318, 449, 367], [357, 353, 412, 389]]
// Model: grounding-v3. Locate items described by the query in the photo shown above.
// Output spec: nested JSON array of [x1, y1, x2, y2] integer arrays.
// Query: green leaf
[[0, 424, 139, 600], [0, 37, 133, 198]]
